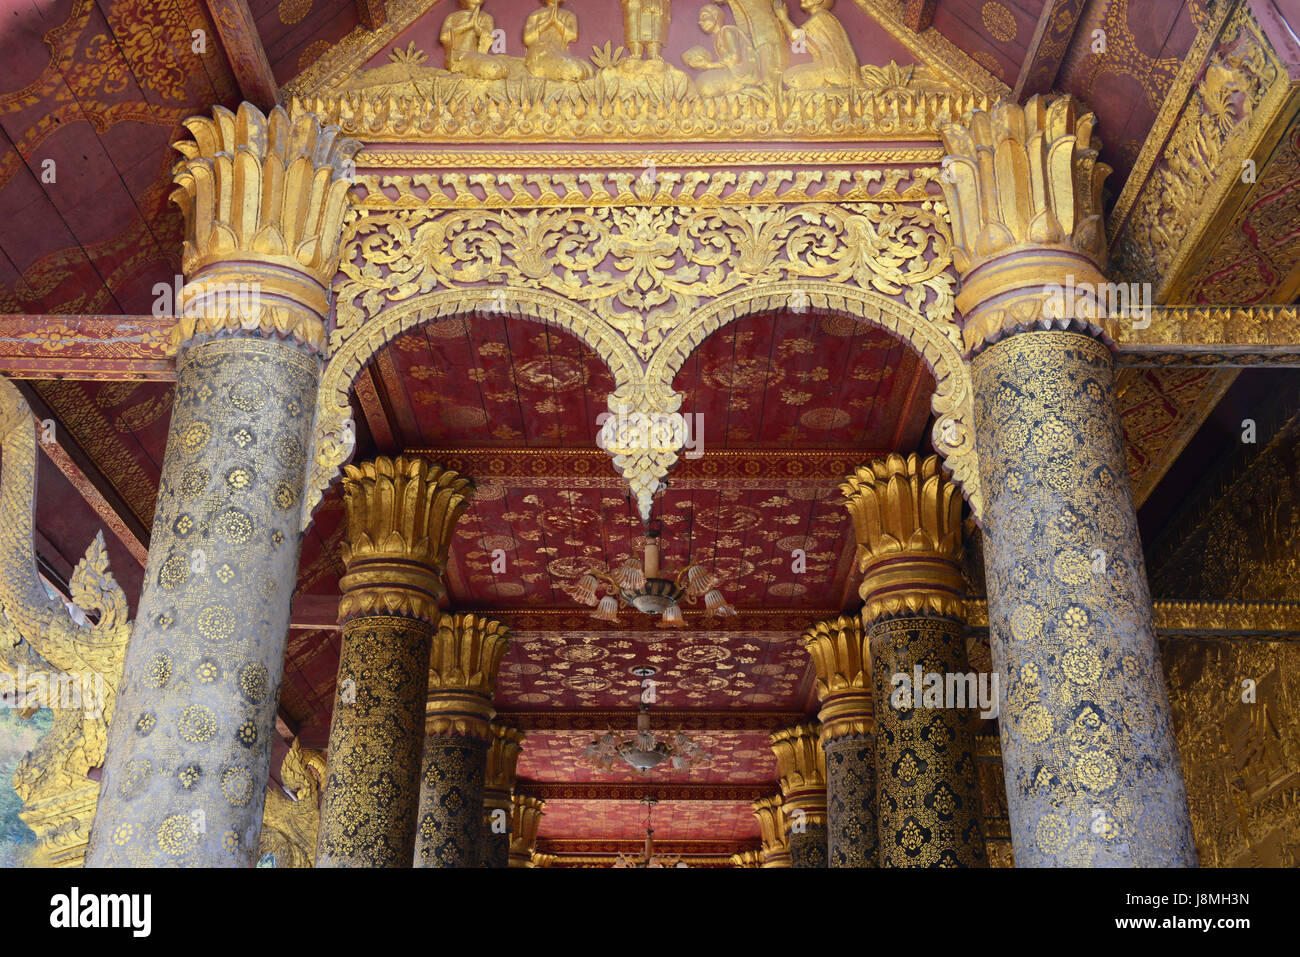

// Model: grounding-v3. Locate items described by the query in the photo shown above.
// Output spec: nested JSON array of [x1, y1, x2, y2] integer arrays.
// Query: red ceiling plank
[[1014, 0, 1087, 99], [204, 0, 279, 107], [0, 313, 174, 380], [516, 782, 773, 801], [494, 709, 807, 733], [16, 382, 150, 565], [902, 0, 940, 32], [354, 0, 387, 30]]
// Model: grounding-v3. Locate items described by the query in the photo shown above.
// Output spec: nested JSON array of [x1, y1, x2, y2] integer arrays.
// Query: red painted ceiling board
[[672, 310, 935, 450], [1057, 0, 1210, 181], [517, 729, 778, 785], [35, 444, 145, 616], [500, 624, 816, 710], [537, 798, 760, 842], [372, 315, 618, 449]]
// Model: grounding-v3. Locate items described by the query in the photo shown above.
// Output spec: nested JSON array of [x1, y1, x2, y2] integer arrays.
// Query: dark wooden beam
[[17, 384, 150, 566], [204, 0, 279, 108], [1013, 0, 1087, 100], [901, 0, 939, 32]]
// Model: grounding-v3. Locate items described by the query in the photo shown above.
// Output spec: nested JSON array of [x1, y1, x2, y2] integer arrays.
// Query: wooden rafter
[[1014, 0, 1087, 99], [204, 0, 279, 107]]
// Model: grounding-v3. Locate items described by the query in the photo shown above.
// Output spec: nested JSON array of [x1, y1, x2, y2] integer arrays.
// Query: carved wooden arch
[[619, 281, 982, 520], [302, 287, 642, 528]]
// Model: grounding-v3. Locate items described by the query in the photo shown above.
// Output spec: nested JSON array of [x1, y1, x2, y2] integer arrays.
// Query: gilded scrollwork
[[313, 169, 976, 525]]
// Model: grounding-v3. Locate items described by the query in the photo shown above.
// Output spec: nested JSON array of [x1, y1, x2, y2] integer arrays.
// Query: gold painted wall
[[1162, 638, 1300, 867]]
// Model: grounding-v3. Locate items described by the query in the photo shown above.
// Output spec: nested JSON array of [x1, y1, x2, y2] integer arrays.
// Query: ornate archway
[[306, 171, 978, 526]]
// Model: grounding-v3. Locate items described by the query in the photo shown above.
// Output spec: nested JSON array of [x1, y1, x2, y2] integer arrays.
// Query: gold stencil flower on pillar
[[338, 456, 473, 623], [170, 102, 362, 351], [841, 453, 965, 621], [938, 95, 1114, 351]]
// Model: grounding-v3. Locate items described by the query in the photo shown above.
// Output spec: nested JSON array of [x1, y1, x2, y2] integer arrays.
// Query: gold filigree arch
[[303, 287, 641, 528], [631, 282, 981, 520]]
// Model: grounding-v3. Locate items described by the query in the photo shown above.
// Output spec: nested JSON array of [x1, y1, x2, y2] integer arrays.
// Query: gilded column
[[415, 614, 510, 867], [88, 104, 359, 867], [940, 95, 1195, 866], [804, 616, 878, 867], [315, 457, 472, 867], [769, 724, 828, 868], [750, 794, 790, 868], [480, 723, 525, 867], [508, 794, 545, 868], [843, 454, 986, 867], [730, 849, 764, 868]]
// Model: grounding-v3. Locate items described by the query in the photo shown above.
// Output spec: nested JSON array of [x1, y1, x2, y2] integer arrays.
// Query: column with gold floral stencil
[[508, 794, 546, 868], [315, 457, 472, 867], [939, 95, 1195, 866], [480, 723, 525, 868], [804, 615, 878, 868], [843, 454, 985, 867], [751, 794, 791, 868], [769, 724, 828, 868], [415, 613, 510, 867], [88, 103, 359, 867]]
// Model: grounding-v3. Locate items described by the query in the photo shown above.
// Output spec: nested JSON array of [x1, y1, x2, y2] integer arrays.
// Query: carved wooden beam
[[1113, 306, 1300, 366], [204, 0, 279, 108], [0, 315, 173, 380], [1013, 0, 1087, 99]]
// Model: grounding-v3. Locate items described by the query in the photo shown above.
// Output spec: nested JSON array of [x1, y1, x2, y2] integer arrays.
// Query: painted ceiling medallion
[[564, 523, 735, 626]]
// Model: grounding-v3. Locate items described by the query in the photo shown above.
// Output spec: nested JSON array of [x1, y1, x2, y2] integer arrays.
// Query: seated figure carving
[[683, 4, 760, 96], [440, 0, 511, 80], [771, 0, 859, 89], [523, 0, 594, 82]]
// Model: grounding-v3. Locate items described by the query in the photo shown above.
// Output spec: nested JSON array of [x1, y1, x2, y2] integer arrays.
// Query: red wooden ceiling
[[536, 798, 760, 844]]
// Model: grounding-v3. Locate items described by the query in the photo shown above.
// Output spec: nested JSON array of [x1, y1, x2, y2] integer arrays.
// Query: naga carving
[[257, 737, 327, 868], [0, 376, 131, 866]]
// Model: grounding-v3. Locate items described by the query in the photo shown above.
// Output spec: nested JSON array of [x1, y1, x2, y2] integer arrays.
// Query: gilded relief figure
[[725, 0, 789, 83], [682, 4, 759, 96], [771, 0, 859, 89], [440, 0, 511, 80], [622, 0, 672, 59], [523, 0, 594, 82]]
